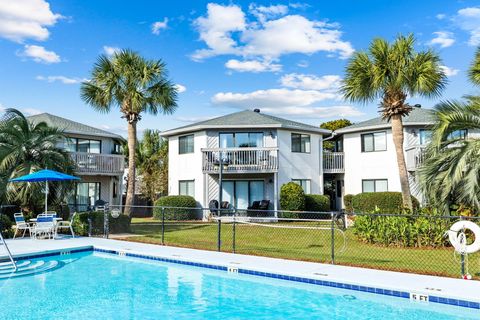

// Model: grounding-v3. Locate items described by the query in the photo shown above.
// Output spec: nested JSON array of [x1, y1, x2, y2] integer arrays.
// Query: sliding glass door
[[221, 180, 264, 210]]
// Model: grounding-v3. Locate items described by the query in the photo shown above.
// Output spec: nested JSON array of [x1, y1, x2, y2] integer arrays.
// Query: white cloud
[[440, 65, 459, 77], [436, 13, 446, 20], [36, 75, 86, 84], [175, 84, 187, 93], [212, 88, 338, 109], [192, 3, 353, 67], [249, 4, 288, 23], [455, 7, 480, 46], [0, 0, 62, 42], [225, 59, 282, 72], [175, 115, 215, 122], [280, 73, 341, 91], [103, 45, 120, 56], [261, 105, 364, 118], [23, 108, 42, 115], [151, 18, 168, 35], [428, 31, 455, 48], [20, 44, 60, 63], [192, 3, 246, 60], [297, 60, 309, 68]]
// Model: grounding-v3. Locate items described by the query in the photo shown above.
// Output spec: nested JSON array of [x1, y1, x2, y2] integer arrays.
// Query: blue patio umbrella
[[9, 169, 80, 213]]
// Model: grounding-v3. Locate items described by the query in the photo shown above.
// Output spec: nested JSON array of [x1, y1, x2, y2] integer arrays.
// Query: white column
[[273, 172, 278, 217]]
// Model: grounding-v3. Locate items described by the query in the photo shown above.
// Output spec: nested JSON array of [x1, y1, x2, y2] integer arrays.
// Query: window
[[113, 143, 122, 154], [219, 132, 264, 148], [70, 182, 101, 211], [448, 129, 468, 140], [179, 180, 195, 197], [292, 179, 311, 194], [291, 133, 311, 153], [179, 135, 194, 154], [361, 132, 386, 152], [419, 129, 432, 145], [362, 179, 388, 192], [63, 138, 101, 154], [222, 180, 264, 210]]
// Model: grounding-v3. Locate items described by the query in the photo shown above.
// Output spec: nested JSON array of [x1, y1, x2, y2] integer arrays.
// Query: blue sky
[[1, 0, 480, 137]]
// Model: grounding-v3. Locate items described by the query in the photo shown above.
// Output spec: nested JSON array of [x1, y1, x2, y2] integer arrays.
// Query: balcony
[[323, 152, 344, 173], [202, 147, 278, 174], [405, 146, 426, 171], [70, 152, 125, 175]]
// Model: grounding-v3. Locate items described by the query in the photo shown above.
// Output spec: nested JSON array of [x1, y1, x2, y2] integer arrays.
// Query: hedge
[[73, 211, 131, 236], [351, 192, 419, 214], [343, 194, 354, 213], [280, 182, 305, 218], [0, 215, 13, 238], [353, 207, 451, 247], [153, 195, 198, 220], [304, 194, 329, 212]]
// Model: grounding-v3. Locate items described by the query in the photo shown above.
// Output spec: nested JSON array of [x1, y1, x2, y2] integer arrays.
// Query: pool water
[[0, 251, 477, 319]]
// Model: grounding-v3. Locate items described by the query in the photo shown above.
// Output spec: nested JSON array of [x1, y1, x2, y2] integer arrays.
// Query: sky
[[1, 0, 480, 137]]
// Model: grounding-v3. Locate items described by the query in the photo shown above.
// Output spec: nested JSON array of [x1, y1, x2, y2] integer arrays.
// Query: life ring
[[448, 221, 480, 254]]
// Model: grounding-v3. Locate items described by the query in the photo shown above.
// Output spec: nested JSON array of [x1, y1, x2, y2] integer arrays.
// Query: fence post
[[460, 216, 465, 276], [161, 207, 165, 246], [330, 212, 335, 264], [232, 210, 236, 254], [104, 210, 109, 239], [88, 217, 92, 237], [217, 212, 222, 252]]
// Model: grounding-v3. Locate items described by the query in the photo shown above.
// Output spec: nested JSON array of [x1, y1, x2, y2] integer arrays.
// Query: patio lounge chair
[[247, 200, 270, 217], [32, 215, 55, 239], [55, 212, 77, 238], [13, 213, 32, 239]]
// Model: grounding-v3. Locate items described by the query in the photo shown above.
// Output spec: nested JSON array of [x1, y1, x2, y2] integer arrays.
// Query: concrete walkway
[[1, 237, 479, 305]]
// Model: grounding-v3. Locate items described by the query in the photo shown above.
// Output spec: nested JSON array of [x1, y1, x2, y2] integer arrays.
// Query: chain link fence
[[93, 205, 480, 280]]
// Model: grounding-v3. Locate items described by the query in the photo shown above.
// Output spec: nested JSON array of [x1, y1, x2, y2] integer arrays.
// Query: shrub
[[0, 215, 13, 238], [305, 194, 330, 212], [280, 182, 305, 218], [343, 194, 354, 213], [353, 207, 451, 247], [153, 195, 198, 220], [72, 211, 131, 236], [352, 192, 419, 214]]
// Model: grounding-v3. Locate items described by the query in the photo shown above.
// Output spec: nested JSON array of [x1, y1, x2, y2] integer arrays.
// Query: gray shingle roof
[[27, 113, 123, 139], [161, 110, 331, 136], [336, 107, 435, 134]]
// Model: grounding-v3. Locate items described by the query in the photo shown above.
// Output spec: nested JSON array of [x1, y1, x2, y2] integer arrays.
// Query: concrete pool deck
[[1, 237, 479, 307]]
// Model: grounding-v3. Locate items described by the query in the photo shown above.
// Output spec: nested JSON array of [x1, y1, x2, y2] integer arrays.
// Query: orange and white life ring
[[448, 221, 480, 254]]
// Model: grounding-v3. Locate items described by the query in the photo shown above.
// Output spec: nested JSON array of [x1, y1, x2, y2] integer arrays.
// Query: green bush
[[305, 194, 330, 212], [280, 182, 305, 218], [352, 192, 420, 214], [0, 215, 13, 238], [153, 195, 198, 220], [353, 207, 451, 247], [72, 211, 131, 236], [343, 194, 354, 213]]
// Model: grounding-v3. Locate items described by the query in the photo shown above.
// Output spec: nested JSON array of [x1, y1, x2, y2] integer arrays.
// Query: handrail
[[0, 218, 17, 272]]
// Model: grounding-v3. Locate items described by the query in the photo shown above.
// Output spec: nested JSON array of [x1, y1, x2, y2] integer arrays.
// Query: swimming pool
[[0, 251, 478, 319]]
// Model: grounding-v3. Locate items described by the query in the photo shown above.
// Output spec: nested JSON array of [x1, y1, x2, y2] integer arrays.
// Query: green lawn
[[125, 218, 480, 279]]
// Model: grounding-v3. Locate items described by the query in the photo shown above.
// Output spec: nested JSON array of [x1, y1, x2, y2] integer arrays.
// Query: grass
[[123, 217, 480, 279]]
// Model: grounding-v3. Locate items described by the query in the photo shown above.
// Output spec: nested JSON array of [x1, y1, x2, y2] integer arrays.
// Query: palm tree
[[0, 109, 74, 211], [80, 49, 178, 215], [341, 34, 447, 210], [468, 47, 480, 86], [418, 100, 480, 213]]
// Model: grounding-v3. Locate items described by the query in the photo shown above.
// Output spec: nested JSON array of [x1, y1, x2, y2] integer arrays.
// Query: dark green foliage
[[352, 192, 419, 214], [343, 194, 354, 213], [0, 214, 13, 238], [153, 195, 198, 220], [320, 119, 352, 151], [280, 182, 305, 218], [304, 194, 330, 212], [353, 207, 452, 247], [73, 211, 131, 236]]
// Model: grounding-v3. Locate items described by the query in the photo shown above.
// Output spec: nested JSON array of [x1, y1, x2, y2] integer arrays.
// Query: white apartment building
[[161, 109, 330, 216]]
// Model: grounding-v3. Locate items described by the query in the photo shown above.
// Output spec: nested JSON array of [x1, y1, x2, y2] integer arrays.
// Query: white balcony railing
[[70, 152, 125, 175], [405, 146, 426, 171], [323, 152, 344, 173], [202, 147, 278, 173]]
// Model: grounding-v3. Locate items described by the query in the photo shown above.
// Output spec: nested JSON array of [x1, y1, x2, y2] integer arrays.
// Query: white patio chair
[[55, 212, 77, 238], [13, 213, 32, 239], [32, 215, 55, 239]]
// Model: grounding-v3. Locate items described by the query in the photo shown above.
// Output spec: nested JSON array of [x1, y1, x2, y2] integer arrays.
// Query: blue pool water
[[0, 251, 478, 319]]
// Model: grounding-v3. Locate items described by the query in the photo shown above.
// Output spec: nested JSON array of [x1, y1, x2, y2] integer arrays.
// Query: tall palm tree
[[341, 34, 447, 210], [80, 49, 178, 215], [418, 100, 480, 213], [468, 47, 480, 86], [0, 109, 74, 210]]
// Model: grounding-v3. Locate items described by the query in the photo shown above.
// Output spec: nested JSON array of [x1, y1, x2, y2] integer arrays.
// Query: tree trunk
[[124, 120, 137, 216], [391, 114, 413, 211]]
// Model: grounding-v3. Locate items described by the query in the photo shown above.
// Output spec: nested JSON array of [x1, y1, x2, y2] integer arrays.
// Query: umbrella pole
[[45, 180, 48, 214]]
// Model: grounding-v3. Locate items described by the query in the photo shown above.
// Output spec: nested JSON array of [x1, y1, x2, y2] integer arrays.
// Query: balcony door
[[219, 132, 264, 148], [221, 180, 264, 210]]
